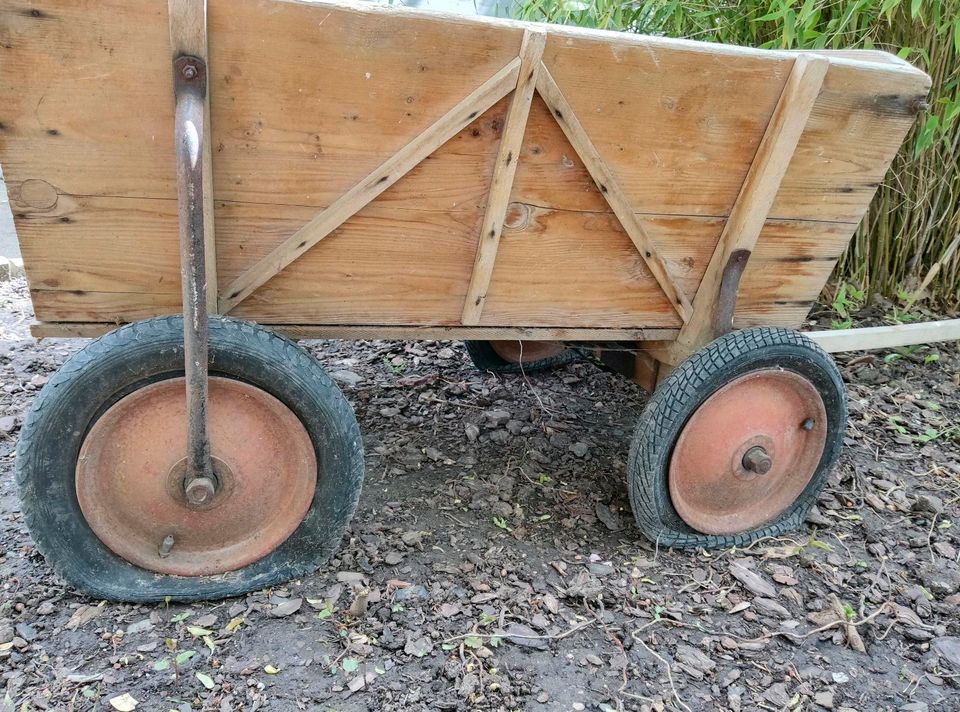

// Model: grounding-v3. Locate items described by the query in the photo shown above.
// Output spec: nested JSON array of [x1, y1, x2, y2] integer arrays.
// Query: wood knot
[[16, 179, 58, 210]]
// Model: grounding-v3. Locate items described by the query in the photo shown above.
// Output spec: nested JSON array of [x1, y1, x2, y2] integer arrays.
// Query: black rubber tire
[[628, 327, 847, 550], [15, 316, 364, 602], [463, 340, 579, 374]]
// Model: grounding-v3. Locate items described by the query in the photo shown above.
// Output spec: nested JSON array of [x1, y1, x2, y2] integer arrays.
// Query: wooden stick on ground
[[535, 62, 693, 322], [462, 29, 546, 325], [807, 318, 960, 352], [219, 57, 523, 313]]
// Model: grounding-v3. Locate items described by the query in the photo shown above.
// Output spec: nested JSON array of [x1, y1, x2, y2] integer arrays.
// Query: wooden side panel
[[208, 0, 522, 209], [771, 60, 928, 222], [0, 0, 929, 330], [541, 33, 791, 218], [734, 219, 856, 328]]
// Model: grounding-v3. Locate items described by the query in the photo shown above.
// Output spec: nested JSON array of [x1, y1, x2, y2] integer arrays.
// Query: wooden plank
[[806, 319, 960, 353], [30, 320, 680, 342], [733, 218, 854, 329], [672, 55, 829, 357], [168, 0, 217, 312], [218, 57, 523, 313], [16, 195, 844, 329], [462, 29, 546, 325], [535, 62, 693, 322]]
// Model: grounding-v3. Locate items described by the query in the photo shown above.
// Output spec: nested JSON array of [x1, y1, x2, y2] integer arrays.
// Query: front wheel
[[16, 316, 364, 601], [628, 328, 846, 549]]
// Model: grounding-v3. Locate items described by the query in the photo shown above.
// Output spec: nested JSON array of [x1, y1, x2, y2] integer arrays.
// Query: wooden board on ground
[[0, 0, 930, 338]]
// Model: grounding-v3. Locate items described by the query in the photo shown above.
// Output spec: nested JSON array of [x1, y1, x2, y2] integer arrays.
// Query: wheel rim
[[668, 369, 827, 535], [76, 377, 317, 576], [489, 340, 566, 364]]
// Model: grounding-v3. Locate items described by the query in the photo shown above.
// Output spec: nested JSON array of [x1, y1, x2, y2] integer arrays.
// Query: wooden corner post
[[169, 0, 218, 314]]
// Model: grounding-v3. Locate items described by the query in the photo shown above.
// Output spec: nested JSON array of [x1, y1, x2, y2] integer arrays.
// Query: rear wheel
[[464, 340, 578, 374], [16, 316, 364, 601], [628, 328, 846, 549]]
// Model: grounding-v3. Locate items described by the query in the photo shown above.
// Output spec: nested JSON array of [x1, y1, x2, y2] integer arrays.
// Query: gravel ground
[[1, 277, 959, 712]]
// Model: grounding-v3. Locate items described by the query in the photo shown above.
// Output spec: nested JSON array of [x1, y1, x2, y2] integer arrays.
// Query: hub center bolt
[[742, 446, 773, 475], [184, 475, 217, 505]]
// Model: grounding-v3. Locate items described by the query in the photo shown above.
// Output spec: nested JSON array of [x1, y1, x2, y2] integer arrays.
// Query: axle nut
[[742, 446, 773, 475], [184, 475, 216, 505]]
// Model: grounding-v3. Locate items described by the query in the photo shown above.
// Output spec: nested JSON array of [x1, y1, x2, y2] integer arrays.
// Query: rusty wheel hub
[[76, 377, 317, 576], [668, 369, 827, 535], [489, 340, 566, 364]]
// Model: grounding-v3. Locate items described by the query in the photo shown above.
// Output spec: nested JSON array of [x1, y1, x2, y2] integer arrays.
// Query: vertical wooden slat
[[219, 57, 523, 314], [168, 0, 218, 313], [669, 54, 830, 359], [535, 63, 693, 323], [461, 29, 546, 325]]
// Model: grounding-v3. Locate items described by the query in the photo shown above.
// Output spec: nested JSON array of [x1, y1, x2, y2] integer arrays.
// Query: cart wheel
[[628, 328, 846, 549], [464, 340, 578, 374], [15, 316, 364, 601]]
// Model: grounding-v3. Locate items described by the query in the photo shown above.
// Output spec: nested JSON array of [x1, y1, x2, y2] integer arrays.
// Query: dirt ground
[[1, 276, 958, 712]]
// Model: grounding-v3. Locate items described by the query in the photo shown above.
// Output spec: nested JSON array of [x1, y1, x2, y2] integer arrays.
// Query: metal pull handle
[[174, 55, 216, 505]]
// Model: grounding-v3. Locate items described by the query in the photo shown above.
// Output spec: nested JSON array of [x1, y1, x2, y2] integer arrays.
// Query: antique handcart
[[0, 0, 944, 601]]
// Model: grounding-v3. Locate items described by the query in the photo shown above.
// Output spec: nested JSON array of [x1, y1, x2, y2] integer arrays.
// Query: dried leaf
[[109, 693, 139, 711], [66, 602, 106, 631], [224, 617, 244, 633], [271, 598, 303, 617]]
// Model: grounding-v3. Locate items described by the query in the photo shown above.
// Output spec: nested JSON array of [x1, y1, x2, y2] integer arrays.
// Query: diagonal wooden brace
[[461, 29, 546, 325], [535, 63, 693, 323], [220, 57, 523, 313], [665, 54, 830, 362]]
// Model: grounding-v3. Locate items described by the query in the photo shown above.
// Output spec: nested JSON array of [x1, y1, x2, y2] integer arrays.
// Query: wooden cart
[[1, 0, 949, 601]]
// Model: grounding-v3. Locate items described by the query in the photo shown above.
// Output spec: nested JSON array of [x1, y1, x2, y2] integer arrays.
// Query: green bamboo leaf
[[954, 16, 960, 53], [910, 0, 922, 19]]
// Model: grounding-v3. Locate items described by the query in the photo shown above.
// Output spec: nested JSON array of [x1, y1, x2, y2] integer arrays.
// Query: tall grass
[[509, 0, 960, 311]]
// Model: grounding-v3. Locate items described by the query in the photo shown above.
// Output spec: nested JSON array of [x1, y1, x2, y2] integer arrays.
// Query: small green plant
[[830, 282, 866, 329], [383, 356, 407, 375], [887, 414, 908, 435]]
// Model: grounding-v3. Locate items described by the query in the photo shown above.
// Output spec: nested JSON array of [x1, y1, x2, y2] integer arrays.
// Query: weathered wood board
[[0, 0, 929, 336]]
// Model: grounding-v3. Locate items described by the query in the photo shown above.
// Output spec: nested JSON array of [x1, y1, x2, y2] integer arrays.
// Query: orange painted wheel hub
[[76, 377, 317, 576], [668, 369, 827, 535], [489, 340, 566, 364]]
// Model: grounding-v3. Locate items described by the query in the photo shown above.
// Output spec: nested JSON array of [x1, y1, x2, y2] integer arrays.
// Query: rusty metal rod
[[174, 55, 215, 506]]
